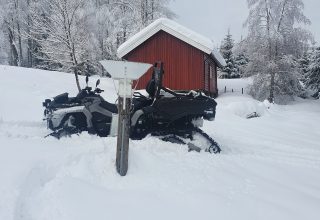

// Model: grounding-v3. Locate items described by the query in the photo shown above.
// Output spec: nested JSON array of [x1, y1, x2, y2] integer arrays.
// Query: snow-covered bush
[[249, 55, 303, 103]]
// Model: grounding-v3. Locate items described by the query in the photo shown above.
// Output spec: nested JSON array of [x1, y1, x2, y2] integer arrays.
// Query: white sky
[[169, 0, 319, 46]]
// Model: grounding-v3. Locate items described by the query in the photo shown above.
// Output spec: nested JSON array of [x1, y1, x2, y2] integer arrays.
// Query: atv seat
[[100, 100, 118, 114], [53, 93, 69, 103]]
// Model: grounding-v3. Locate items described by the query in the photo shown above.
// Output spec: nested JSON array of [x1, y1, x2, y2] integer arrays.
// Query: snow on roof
[[117, 18, 226, 67], [211, 48, 227, 67]]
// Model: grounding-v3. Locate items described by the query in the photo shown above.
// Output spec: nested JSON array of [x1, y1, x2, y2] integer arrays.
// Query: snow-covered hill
[[0, 65, 320, 220]]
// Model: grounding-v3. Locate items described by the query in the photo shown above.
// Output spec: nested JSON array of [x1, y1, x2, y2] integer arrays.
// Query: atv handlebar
[[85, 86, 92, 92], [83, 86, 104, 94], [94, 88, 104, 93]]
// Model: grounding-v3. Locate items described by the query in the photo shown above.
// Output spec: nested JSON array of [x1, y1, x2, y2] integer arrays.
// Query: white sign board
[[99, 60, 152, 80]]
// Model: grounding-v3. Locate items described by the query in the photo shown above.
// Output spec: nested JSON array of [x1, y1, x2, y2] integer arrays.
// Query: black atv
[[130, 62, 220, 153], [43, 62, 221, 153]]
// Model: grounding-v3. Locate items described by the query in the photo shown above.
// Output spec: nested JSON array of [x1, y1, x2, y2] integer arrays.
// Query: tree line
[[1, 0, 318, 102], [219, 0, 319, 103], [0, 0, 174, 80]]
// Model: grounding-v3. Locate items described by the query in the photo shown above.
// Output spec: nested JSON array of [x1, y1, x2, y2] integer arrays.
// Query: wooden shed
[[117, 18, 226, 97]]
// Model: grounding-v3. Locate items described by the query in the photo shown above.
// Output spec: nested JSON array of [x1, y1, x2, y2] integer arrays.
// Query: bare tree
[[30, 0, 89, 91], [0, 0, 175, 74], [1, 0, 25, 66]]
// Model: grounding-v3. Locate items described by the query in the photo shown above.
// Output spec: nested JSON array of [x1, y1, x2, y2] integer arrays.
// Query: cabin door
[[204, 61, 209, 91], [209, 65, 214, 93]]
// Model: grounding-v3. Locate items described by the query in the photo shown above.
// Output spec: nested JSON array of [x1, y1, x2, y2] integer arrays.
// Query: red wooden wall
[[124, 31, 205, 90]]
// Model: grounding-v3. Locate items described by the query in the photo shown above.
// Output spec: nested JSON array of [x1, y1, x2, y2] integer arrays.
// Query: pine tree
[[305, 47, 320, 99], [220, 30, 237, 78], [234, 53, 249, 78], [298, 51, 311, 83]]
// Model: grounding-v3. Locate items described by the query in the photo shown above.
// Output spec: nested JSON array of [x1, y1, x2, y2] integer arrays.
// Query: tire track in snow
[[0, 120, 48, 139], [13, 165, 58, 220]]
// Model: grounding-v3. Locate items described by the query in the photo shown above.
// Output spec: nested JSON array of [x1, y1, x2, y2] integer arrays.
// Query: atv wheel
[[131, 115, 149, 140]]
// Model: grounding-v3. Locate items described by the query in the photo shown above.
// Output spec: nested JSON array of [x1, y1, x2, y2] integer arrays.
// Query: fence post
[[232, 89, 233, 93], [242, 88, 244, 94], [224, 86, 226, 93]]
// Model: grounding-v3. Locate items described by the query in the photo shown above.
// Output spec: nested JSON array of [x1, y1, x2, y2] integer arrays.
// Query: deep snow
[[0, 65, 320, 220]]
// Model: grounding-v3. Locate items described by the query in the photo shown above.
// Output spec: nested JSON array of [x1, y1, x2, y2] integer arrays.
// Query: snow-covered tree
[[234, 53, 249, 78], [29, 0, 90, 91], [0, 0, 174, 70], [298, 51, 311, 82], [305, 47, 320, 98], [244, 0, 312, 103], [247, 54, 302, 102], [220, 30, 237, 78], [137, 0, 175, 26], [233, 37, 250, 77], [0, 0, 26, 66]]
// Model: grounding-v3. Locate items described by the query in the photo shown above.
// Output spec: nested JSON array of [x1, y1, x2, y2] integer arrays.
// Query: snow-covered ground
[[0, 65, 320, 220]]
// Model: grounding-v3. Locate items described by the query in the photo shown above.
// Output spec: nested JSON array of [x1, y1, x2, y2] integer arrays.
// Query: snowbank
[[0, 65, 320, 220], [224, 99, 269, 118]]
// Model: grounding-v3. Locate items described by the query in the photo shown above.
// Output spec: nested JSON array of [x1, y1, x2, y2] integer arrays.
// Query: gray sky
[[169, 0, 319, 46]]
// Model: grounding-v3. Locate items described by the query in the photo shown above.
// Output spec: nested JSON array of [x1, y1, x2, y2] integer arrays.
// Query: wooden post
[[116, 97, 131, 176], [224, 86, 226, 93], [242, 88, 244, 94], [99, 60, 152, 177], [232, 89, 233, 93]]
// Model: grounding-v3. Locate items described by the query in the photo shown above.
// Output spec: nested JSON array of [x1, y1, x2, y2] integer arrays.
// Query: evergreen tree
[[298, 51, 311, 83], [234, 53, 249, 78], [220, 30, 237, 78], [305, 47, 320, 99]]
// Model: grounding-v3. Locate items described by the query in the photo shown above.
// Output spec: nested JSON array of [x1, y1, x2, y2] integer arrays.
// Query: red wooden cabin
[[117, 18, 225, 97]]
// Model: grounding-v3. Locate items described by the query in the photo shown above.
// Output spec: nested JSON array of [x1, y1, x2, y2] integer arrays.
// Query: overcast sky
[[169, 0, 319, 46]]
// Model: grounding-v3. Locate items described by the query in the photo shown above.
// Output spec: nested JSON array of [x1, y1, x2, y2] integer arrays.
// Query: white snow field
[[0, 65, 320, 220]]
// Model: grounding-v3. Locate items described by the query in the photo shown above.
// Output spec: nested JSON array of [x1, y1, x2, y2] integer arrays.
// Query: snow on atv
[[43, 62, 221, 153]]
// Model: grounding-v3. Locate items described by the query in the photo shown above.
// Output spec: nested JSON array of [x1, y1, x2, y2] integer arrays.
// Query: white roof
[[117, 18, 226, 67]]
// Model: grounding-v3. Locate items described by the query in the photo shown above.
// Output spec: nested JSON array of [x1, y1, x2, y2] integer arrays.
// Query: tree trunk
[[26, 0, 33, 67], [151, 0, 154, 20], [17, 22, 23, 66], [269, 72, 275, 103], [145, 0, 148, 24], [13, 0, 23, 66], [74, 69, 81, 92], [71, 44, 81, 92], [7, 24, 19, 66], [268, 0, 288, 103], [265, 0, 274, 103], [61, 3, 81, 93]]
